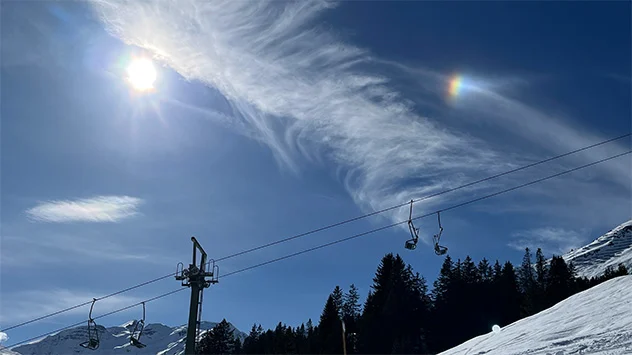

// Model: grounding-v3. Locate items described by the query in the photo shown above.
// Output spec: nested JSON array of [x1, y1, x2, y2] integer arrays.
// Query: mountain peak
[[563, 219, 632, 279], [10, 321, 246, 355]]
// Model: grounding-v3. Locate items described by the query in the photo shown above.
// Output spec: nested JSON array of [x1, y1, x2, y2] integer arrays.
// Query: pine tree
[[342, 284, 361, 353], [232, 337, 242, 354], [319, 294, 343, 354], [535, 248, 547, 287], [273, 322, 285, 353], [342, 284, 361, 322], [198, 319, 235, 355], [407, 270, 431, 353], [478, 258, 493, 282], [432, 255, 454, 303], [306, 319, 317, 353], [332, 286, 344, 318], [428, 255, 454, 353], [518, 248, 536, 293], [242, 323, 261, 354], [360, 253, 428, 354], [359, 254, 396, 354], [534, 248, 548, 312], [296, 323, 308, 354], [284, 325, 296, 353], [477, 258, 495, 337], [492, 260, 503, 281], [453, 256, 480, 344], [616, 263, 629, 276], [461, 256, 479, 284], [518, 248, 536, 316], [546, 256, 573, 307], [499, 261, 521, 326]]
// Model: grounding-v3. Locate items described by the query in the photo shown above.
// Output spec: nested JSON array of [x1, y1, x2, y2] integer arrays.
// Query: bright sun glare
[[126, 58, 157, 91]]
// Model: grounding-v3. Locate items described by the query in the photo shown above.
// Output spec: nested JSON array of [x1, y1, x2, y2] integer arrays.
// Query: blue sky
[[1, 0, 631, 346]]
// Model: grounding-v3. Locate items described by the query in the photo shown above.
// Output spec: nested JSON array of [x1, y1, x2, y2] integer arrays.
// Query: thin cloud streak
[[26, 196, 143, 223]]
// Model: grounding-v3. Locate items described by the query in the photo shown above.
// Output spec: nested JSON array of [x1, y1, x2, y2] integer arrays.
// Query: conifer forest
[[197, 248, 629, 355]]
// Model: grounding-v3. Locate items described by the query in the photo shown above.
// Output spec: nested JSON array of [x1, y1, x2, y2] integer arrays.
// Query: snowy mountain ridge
[[9, 321, 246, 355], [440, 275, 632, 355], [562, 219, 632, 279]]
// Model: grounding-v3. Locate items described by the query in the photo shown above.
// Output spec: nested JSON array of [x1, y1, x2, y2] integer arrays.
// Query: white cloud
[[0, 289, 142, 325], [89, 0, 630, 241], [0, 332, 7, 343], [509, 227, 588, 256], [26, 196, 143, 223]]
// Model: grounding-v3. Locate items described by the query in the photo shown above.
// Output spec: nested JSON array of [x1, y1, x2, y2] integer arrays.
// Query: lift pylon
[[175, 237, 219, 355]]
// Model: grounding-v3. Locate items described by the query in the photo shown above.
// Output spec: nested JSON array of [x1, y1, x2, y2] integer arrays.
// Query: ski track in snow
[[440, 276, 632, 355]]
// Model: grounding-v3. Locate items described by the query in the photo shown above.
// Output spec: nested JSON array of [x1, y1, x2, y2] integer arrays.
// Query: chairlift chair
[[405, 200, 420, 250], [433, 212, 448, 255], [79, 299, 100, 350], [130, 302, 147, 348]]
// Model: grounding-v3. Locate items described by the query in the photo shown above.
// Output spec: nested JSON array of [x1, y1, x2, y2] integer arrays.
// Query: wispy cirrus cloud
[[26, 196, 143, 223], [90, 1, 510, 226], [509, 227, 588, 256], [89, 0, 630, 242]]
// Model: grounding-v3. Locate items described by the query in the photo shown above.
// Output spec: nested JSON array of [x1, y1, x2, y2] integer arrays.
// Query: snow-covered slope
[[563, 220, 632, 279], [0, 347, 20, 355], [440, 275, 632, 355], [11, 321, 246, 355]]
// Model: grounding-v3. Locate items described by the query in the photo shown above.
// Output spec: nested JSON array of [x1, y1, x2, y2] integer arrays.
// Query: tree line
[[198, 248, 629, 354]]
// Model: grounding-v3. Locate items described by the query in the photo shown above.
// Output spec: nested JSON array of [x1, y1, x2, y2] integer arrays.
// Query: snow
[[563, 220, 632, 279], [440, 275, 632, 355], [0, 348, 20, 355], [10, 321, 246, 355]]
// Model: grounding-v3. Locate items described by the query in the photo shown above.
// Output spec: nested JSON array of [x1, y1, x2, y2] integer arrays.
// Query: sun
[[126, 58, 157, 92]]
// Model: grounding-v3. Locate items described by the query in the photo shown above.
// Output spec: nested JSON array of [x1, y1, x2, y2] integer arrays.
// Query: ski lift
[[405, 200, 420, 250], [433, 212, 448, 256], [130, 302, 146, 348], [79, 298, 100, 350]]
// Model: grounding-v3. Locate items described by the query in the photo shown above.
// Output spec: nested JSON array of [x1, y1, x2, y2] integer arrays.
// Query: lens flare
[[492, 324, 501, 334]]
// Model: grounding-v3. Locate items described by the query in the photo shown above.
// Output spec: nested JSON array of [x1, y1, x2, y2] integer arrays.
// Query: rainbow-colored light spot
[[448, 75, 463, 98]]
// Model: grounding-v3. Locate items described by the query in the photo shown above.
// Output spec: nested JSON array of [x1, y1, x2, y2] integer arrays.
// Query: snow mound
[[563, 220, 632, 279], [440, 275, 632, 355]]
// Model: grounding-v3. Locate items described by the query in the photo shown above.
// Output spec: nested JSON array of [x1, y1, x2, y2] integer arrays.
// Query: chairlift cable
[[2, 134, 629, 334], [6, 289, 186, 349], [221, 150, 632, 277], [214, 133, 631, 262], [7, 150, 630, 350]]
